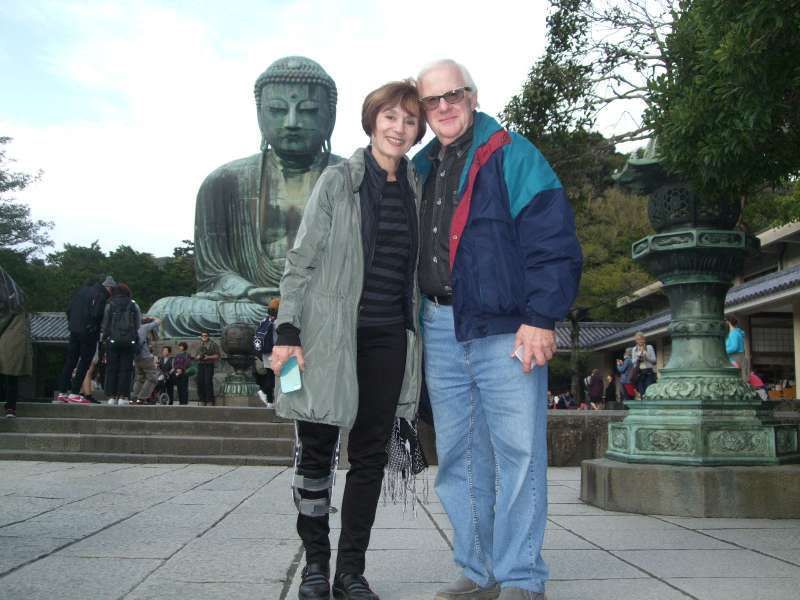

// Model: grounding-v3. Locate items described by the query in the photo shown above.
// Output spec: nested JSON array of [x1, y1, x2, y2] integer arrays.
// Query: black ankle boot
[[332, 573, 379, 600], [299, 563, 330, 600]]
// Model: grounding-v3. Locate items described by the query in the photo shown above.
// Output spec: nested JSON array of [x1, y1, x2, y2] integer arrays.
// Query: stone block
[[582, 458, 800, 517]]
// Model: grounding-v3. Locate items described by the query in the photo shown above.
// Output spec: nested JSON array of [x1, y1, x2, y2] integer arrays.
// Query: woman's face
[[370, 102, 420, 165], [635, 335, 645, 346]]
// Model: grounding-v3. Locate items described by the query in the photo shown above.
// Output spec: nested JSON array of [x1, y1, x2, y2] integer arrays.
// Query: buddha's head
[[254, 56, 337, 166]]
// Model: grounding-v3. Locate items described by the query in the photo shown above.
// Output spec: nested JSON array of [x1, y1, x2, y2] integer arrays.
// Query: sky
[[0, 0, 616, 258]]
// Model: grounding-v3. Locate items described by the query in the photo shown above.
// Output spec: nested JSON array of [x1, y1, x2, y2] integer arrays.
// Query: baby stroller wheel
[[157, 392, 170, 405]]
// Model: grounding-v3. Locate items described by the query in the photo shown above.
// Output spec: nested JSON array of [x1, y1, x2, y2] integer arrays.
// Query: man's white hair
[[417, 59, 478, 93]]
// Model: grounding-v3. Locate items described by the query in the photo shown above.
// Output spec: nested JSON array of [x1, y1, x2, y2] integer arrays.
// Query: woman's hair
[[362, 79, 426, 144], [111, 283, 132, 297], [726, 315, 739, 327], [178, 341, 188, 351], [162, 345, 172, 353]]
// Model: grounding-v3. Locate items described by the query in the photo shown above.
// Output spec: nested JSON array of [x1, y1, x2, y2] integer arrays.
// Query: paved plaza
[[1, 461, 799, 599]]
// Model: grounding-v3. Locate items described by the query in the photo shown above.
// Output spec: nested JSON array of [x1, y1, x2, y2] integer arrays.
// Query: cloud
[[4, 0, 550, 257]]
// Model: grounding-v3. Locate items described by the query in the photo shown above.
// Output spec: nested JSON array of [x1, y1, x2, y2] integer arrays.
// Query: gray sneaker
[[498, 588, 546, 600], [435, 575, 500, 600]]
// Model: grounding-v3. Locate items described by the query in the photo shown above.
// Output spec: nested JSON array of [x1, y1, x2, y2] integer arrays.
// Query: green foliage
[[4, 242, 196, 314], [0, 136, 52, 256], [647, 0, 800, 201], [574, 187, 653, 320], [742, 182, 800, 233]]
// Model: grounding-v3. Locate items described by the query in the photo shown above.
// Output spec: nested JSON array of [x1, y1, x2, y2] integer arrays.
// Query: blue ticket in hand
[[280, 356, 302, 393]]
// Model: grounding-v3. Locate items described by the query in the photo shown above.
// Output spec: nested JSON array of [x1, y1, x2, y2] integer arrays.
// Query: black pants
[[637, 369, 657, 397], [197, 363, 215, 404], [59, 332, 99, 394], [105, 344, 135, 397], [175, 376, 189, 405], [1, 374, 19, 411], [255, 369, 276, 402], [296, 324, 407, 575], [164, 375, 175, 404]]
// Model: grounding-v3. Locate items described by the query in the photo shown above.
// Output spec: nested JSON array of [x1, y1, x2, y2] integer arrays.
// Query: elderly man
[[413, 60, 582, 600]]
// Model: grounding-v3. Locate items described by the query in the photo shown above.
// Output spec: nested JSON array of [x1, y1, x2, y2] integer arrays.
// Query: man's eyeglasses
[[419, 87, 472, 111]]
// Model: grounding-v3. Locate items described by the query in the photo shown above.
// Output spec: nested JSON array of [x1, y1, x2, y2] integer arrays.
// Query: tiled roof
[[592, 263, 800, 349], [30, 312, 70, 343], [555, 321, 629, 351]]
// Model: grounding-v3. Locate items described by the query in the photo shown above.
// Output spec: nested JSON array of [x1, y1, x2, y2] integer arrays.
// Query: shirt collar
[[428, 120, 475, 162]]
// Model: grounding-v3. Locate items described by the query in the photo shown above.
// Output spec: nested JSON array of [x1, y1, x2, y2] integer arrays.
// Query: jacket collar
[[413, 111, 504, 191]]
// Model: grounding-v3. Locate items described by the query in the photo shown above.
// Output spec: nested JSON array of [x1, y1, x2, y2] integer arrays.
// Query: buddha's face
[[259, 82, 332, 161]]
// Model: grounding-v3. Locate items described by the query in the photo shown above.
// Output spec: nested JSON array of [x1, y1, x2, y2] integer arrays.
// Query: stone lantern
[[219, 322, 260, 407], [582, 144, 800, 517]]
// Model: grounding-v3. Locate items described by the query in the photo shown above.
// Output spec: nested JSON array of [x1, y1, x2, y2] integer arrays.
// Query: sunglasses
[[419, 87, 472, 111]]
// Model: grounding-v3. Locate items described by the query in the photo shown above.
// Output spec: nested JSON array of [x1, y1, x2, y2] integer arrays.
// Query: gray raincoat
[[275, 148, 422, 429]]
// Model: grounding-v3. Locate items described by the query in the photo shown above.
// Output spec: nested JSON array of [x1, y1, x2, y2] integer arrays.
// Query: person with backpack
[[101, 283, 141, 405], [172, 341, 192, 405], [131, 317, 161, 404], [55, 275, 115, 404], [253, 298, 279, 406]]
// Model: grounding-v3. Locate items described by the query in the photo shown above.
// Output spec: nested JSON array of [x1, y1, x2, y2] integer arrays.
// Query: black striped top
[[358, 181, 410, 327]]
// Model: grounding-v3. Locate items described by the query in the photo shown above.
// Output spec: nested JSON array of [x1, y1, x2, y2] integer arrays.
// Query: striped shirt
[[358, 181, 410, 327]]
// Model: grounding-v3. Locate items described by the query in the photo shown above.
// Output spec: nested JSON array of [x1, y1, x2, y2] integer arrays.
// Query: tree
[[647, 0, 800, 206], [0, 136, 52, 255]]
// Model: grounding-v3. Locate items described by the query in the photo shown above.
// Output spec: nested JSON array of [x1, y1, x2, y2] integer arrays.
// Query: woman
[[271, 80, 424, 600], [157, 345, 175, 404], [101, 283, 141, 405], [616, 348, 635, 400], [171, 342, 192, 405], [631, 331, 657, 397]]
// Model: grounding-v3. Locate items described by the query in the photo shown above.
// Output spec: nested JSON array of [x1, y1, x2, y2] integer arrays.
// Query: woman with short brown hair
[[271, 79, 425, 600]]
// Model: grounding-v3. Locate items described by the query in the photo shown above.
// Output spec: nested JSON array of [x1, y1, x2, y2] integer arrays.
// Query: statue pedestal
[[581, 458, 800, 517], [221, 373, 261, 408]]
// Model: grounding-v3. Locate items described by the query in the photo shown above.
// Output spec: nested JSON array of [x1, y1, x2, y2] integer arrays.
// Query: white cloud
[[5, 0, 550, 257]]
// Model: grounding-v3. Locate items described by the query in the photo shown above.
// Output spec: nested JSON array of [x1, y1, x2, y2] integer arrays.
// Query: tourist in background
[[586, 368, 604, 410], [101, 283, 141, 406], [0, 268, 32, 418], [631, 332, 657, 397], [604, 373, 617, 405], [725, 316, 749, 382], [194, 332, 219, 406], [271, 79, 424, 600], [172, 342, 192, 405], [131, 317, 161, 404], [616, 348, 635, 401], [56, 275, 115, 404], [157, 346, 175, 404]]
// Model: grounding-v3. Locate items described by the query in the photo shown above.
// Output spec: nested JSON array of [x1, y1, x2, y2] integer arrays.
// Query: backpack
[[108, 297, 138, 346], [253, 316, 275, 355]]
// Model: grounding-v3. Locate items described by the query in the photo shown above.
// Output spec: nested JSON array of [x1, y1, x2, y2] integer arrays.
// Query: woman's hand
[[271, 345, 305, 374]]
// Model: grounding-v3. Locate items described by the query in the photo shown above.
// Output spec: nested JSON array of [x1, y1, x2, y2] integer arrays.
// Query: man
[[149, 56, 343, 336], [413, 60, 582, 600], [194, 332, 220, 405], [131, 316, 162, 404], [56, 275, 115, 403]]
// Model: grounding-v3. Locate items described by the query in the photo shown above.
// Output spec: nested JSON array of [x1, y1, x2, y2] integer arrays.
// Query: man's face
[[418, 64, 477, 147], [259, 82, 331, 160]]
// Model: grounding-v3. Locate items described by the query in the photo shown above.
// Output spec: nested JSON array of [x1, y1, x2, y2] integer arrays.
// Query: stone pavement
[[1, 461, 800, 599]]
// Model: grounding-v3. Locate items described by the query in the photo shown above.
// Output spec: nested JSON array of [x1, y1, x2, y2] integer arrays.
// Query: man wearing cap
[[56, 275, 115, 403], [413, 59, 582, 600]]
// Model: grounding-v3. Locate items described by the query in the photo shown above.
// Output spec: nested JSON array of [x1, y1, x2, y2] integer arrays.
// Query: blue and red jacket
[[413, 112, 582, 341]]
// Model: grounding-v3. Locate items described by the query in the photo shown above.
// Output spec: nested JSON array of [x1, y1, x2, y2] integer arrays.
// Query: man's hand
[[271, 345, 305, 374], [512, 325, 556, 373]]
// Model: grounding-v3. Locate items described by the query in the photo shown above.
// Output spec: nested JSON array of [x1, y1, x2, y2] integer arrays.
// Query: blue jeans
[[423, 300, 549, 593]]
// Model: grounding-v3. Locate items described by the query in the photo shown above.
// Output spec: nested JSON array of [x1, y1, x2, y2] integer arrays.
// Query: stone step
[[1, 417, 295, 438], [0, 432, 294, 457], [0, 449, 292, 466], [16, 402, 288, 422]]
